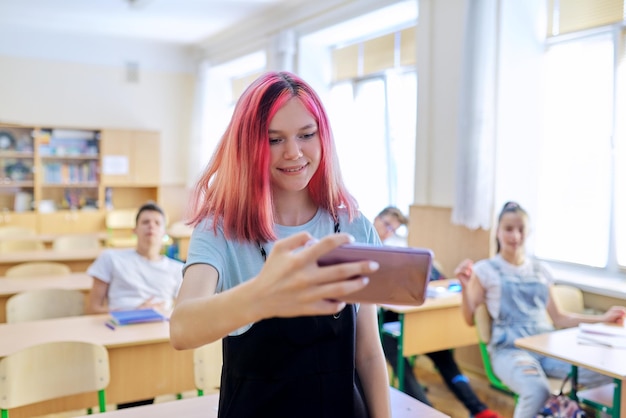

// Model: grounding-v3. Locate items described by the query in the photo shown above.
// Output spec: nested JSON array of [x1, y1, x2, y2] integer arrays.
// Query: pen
[[105, 321, 116, 331]]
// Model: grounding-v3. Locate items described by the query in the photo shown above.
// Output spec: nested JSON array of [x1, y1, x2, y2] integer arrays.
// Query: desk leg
[[397, 313, 405, 392], [570, 365, 578, 400], [616, 379, 623, 418]]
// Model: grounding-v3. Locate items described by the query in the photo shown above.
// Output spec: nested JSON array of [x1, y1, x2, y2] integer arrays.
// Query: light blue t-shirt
[[184, 208, 381, 334]]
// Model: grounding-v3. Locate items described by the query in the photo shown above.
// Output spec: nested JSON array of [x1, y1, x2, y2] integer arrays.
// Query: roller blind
[[332, 44, 360, 81], [231, 72, 263, 102], [548, 0, 624, 36], [363, 33, 395, 75], [400, 27, 417, 67], [331, 25, 416, 82]]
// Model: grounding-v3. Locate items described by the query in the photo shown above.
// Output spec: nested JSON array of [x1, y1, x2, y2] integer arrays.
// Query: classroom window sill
[[544, 260, 626, 300]]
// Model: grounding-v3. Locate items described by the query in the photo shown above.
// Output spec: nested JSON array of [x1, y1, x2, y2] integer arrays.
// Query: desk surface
[[0, 272, 92, 296], [74, 387, 450, 418], [0, 232, 108, 243], [515, 327, 626, 380], [0, 314, 171, 356], [0, 248, 101, 264]]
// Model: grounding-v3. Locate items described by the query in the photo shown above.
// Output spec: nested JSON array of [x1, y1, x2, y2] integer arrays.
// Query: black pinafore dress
[[217, 305, 369, 418]]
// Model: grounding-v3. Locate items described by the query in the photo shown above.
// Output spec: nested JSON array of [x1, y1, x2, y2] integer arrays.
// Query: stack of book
[[577, 322, 626, 348], [108, 308, 168, 327]]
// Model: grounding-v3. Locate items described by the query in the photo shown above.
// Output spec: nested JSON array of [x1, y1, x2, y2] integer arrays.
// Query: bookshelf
[[0, 123, 162, 235]]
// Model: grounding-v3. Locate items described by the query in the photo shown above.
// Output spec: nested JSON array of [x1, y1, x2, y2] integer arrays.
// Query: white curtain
[[452, 0, 500, 230], [187, 59, 211, 188]]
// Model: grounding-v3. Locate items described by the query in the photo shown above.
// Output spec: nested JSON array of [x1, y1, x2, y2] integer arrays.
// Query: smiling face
[[496, 211, 528, 257], [268, 98, 321, 194]]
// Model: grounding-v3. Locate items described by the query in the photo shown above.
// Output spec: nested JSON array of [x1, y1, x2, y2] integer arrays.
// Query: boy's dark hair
[[135, 201, 166, 224]]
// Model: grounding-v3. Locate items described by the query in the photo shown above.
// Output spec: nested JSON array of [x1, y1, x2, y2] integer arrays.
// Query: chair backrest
[[474, 303, 492, 344], [5, 261, 72, 278], [473, 303, 517, 397], [105, 209, 137, 248], [6, 288, 85, 323], [193, 341, 223, 396], [0, 226, 36, 239], [52, 235, 102, 251], [551, 284, 584, 315], [0, 239, 45, 252], [0, 341, 109, 414]]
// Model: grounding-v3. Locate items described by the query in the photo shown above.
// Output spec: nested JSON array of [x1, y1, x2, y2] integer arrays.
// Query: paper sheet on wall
[[102, 155, 129, 175]]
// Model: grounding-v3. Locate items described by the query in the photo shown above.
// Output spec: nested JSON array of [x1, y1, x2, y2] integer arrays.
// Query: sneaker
[[473, 409, 504, 418]]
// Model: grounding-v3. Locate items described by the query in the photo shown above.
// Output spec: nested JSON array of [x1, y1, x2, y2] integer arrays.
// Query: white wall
[[0, 28, 195, 186], [414, 0, 466, 206]]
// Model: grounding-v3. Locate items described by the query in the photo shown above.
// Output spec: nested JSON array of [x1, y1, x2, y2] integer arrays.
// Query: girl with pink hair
[[170, 71, 391, 417]]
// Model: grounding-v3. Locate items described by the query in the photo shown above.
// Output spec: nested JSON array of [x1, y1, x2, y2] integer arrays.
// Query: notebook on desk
[[109, 308, 168, 326], [577, 322, 626, 348]]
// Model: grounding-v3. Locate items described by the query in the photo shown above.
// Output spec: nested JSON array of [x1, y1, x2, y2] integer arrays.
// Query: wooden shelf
[[0, 181, 34, 188]]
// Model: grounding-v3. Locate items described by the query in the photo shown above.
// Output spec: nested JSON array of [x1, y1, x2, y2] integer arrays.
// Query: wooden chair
[[6, 288, 85, 323], [52, 234, 102, 251], [0, 341, 110, 417], [0, 239, 44, 252], [0, 226, 36, 239], [5, 261, 71, 278], [105, 209, 137, 248], [193, 341, 223, 396]]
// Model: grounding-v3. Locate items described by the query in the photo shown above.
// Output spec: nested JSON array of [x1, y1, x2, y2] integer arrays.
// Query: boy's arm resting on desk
[[356, 303, 392, 418], [86, 277, 110, 314]]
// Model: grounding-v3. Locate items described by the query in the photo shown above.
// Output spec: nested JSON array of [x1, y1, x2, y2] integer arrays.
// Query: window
[[535, 0, 625, 271], [326, 26, 417, 221]]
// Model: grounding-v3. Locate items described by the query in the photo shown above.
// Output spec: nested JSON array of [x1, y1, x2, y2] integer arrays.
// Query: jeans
[[492, 348, 612, 418]]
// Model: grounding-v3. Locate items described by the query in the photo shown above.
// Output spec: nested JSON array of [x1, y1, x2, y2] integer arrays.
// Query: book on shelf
[[109, 308, 168, 326]]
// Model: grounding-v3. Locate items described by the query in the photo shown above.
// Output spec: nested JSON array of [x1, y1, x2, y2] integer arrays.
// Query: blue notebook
[[109, 308, 168, 326]]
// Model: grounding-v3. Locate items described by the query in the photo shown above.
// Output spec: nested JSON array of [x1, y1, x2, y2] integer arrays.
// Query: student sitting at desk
[[86, 201, 184, 409], [456, 201, 626, 418], [375, 206, 502, 418], [86, 201, 183, 315]]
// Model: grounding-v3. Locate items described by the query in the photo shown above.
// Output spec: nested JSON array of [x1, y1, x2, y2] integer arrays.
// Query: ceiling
[[0, 0, 291, 45]]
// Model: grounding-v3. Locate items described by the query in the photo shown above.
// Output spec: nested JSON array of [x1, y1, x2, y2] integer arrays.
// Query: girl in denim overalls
[[456, 201, 626, 418]]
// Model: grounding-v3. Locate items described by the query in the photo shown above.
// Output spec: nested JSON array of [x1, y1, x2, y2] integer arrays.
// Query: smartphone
[[317, 243, 433, 306]]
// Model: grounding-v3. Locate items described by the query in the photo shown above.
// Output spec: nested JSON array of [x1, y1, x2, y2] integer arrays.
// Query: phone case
[[317, 244, 433, 305]]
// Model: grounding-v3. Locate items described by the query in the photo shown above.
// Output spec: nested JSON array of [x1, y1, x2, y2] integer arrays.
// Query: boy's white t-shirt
[[87, 248, 184, 311]]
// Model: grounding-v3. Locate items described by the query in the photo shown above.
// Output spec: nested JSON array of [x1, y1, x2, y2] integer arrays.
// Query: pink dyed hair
[[188, 71, 358, 243]]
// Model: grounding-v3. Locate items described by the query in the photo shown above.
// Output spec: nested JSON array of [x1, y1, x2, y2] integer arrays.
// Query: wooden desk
[[0, 272, 92, 323], [0, 248, 101, 275], [74, 387, 451, 418], [380, 286, 477, 392], [0, 232, 108, 247], [516, 327, 626, 418], [0, 315, 195, 418]]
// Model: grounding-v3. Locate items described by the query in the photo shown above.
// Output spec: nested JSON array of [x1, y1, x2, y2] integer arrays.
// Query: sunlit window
[[536, 34, 617, 268]]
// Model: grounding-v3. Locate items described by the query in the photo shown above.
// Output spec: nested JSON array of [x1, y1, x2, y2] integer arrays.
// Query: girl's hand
[[602, 306, 626, 325], [454, 258, 474, 287], [249, 232, 380, 319]]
